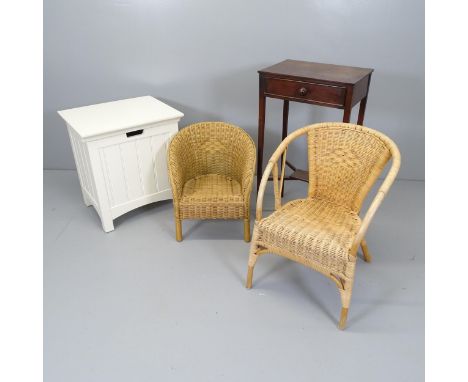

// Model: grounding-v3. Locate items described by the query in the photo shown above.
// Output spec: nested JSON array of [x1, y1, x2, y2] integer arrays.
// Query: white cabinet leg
[[82, 189, 92, 207], [99, 205, 114, 232], [101, 215, 115, 232]]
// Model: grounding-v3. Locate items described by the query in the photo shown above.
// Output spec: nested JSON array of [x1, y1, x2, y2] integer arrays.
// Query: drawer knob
[[299, 87, 308, 96]]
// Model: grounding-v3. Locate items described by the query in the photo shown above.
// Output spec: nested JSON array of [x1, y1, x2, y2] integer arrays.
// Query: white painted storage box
[[58, 96, 184, 232]]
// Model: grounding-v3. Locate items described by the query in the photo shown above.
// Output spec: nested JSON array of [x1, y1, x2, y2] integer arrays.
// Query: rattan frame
[[246, 122, 401, 329], [168, 122, 256, 241]]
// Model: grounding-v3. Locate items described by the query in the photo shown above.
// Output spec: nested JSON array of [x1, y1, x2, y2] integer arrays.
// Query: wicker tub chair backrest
[[170, 122, 255, 182], [306, 123, 397, 212]]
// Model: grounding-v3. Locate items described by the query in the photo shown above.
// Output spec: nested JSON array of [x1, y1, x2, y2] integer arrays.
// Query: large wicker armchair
[[246, 122, 400, 329], [168, 122, 256, 242]]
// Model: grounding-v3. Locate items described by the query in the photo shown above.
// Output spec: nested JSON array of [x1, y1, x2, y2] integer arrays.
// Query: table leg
[[357, 96, 368, 125], [342, 109, 351, 123], [257, 90, 266, 191], [281, 100, 289, 196], [357, 73, 372, 125], [342, 88, 353, 123]]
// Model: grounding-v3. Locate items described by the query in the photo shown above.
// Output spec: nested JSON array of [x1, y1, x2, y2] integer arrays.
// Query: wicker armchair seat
[[255, 198, 361, 277]]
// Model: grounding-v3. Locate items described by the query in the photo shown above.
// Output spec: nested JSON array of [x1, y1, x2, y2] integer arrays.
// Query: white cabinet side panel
[[80, 139, 97, 201], [68, 128, 91, 194]]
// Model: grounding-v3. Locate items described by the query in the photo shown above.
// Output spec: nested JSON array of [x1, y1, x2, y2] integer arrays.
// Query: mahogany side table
[[256, 59, 374, 190]]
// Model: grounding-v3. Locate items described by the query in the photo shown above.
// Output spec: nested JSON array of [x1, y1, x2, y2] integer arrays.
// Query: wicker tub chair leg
[[244, 219, 251, 243], [360, 239, 372, 263], [175, 218, 183, 242]]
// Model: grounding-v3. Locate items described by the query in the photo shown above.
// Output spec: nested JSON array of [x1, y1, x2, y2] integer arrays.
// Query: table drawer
[[265, 78, 346, 107]]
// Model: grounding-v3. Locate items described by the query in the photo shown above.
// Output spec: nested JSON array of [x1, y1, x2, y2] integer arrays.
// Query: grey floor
[[44, 170, 424, 382]]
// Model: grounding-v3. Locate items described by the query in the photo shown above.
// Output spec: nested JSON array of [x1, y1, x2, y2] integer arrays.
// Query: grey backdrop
[[44, 0, 424, 180]]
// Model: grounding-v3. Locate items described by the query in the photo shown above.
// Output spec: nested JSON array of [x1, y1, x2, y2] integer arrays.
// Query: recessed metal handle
[[126, 129, 143, 137]]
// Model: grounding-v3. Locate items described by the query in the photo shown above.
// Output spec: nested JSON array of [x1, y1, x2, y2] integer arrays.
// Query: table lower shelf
[[267, 160, 309, 183], [289, 169, 309, 182]]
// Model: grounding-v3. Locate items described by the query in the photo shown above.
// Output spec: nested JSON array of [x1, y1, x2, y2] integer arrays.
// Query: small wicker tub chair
[[168, 122, 256, 242], [246, 122, 400, 329]]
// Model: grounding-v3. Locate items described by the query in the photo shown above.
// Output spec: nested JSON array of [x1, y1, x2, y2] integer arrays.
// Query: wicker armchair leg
[[243, 219, 251, 242], [175, 218, 183, 242], [246, 252, 259, 289], [338, 286, 353, 330], [246, 265, 254, 289], [360, 239, 372, 263], [339, 308, 349, 330]]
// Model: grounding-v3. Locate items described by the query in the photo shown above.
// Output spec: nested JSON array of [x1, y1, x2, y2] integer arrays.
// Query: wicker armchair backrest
[[307, 124, 395, 212]]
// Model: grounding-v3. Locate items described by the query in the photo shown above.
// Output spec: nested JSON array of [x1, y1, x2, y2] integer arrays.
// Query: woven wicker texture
[[168, 122, 256, 240], [247, 122, 401, 329], [308, 126, 391, 212], [256, 198, 361, 277], [179, 174, 244, 219]]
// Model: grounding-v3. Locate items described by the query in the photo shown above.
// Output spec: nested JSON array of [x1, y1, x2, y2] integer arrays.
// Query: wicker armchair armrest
[[256, 128, 309, 221], [255, 161, 274, 221]]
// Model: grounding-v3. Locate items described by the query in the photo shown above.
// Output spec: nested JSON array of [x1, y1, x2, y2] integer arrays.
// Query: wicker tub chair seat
[[179, 174, 245, 220], [256, 198, 361, 278]]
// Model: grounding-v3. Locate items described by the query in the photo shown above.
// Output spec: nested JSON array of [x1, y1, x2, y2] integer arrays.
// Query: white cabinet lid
[[58, 96, 184, 139]]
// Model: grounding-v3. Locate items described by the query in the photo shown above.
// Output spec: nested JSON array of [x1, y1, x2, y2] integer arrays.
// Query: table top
[[259, 59, 373, 85], [58, 96, 184, 139]]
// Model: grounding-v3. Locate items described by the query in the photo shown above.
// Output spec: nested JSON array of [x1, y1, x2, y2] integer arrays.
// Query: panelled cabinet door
[[58, 96, 183, 232], [97, 125, 177, 220]]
